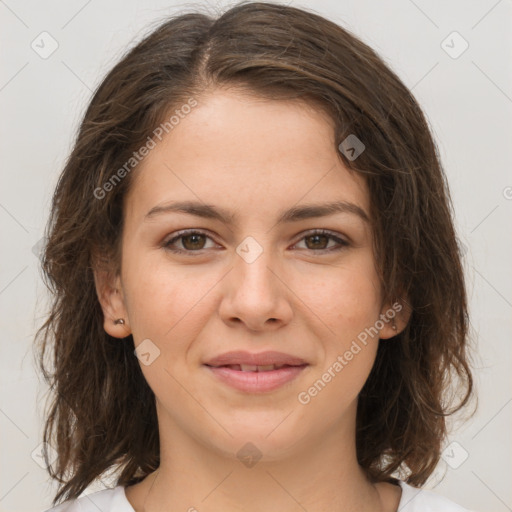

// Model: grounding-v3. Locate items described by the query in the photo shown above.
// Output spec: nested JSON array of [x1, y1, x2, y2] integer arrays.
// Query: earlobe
[[378, 297, 411, 340], [93, 267, 131, 339]]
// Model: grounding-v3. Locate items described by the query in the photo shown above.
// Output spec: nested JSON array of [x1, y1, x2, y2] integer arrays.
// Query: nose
[[218, 242, 294, 332]]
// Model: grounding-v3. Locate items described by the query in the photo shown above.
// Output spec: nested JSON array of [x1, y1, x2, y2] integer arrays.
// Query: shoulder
[[398, 480, 475, 512], [42, 485, 134, 512]]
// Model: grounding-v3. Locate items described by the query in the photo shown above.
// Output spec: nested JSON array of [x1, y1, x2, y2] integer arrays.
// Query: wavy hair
[[34, 1, 475, 505]]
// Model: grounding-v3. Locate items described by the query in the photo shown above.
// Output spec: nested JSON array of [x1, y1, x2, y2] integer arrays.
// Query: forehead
[[124, 88, 369, 222]]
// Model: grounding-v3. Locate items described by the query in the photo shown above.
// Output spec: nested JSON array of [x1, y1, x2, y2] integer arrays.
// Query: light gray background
[[1, 1, 511, 511]]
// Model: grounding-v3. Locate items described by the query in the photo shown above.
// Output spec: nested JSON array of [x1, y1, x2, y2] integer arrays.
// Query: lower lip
[[205, 365, 307, 393]]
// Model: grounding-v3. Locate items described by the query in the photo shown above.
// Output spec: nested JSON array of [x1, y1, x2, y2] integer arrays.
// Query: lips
[[204, 350, 307, 368], [203, 351, 308, 393], [222, 364, 290, 372]]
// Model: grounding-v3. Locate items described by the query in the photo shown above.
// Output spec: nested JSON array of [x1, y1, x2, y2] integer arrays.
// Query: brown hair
[[35, 1, 475, 506]]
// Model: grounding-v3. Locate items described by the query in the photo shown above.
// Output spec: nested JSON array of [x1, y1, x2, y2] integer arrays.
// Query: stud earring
[[392, 318, 397, 331], [114, 318, 125, 325]]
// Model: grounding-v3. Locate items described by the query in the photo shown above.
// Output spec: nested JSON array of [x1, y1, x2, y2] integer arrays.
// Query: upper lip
[[204, 350, 308, 367]]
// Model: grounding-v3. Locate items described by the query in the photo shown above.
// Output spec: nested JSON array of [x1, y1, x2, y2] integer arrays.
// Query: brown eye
[[164, 230, 217, 253], [304, 233, 330, 250], [181, 233, 207, 250], [294, 230, 349, 252]]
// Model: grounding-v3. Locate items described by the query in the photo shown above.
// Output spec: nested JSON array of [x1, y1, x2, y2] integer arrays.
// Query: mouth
[[204, 360, 309, 393], [207, 363, 301, 372]]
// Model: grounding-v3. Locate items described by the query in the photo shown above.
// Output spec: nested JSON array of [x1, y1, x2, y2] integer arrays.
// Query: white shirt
[[42, 480, 476, 511]]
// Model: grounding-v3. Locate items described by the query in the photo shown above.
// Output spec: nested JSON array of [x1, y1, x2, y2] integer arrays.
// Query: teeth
[[240, 364, 258, 372], [258, 365, 276, 371], [237, 364, 287, 372]]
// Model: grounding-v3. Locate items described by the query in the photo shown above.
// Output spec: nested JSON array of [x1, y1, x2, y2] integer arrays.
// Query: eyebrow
[[144, 200, 370, 225]]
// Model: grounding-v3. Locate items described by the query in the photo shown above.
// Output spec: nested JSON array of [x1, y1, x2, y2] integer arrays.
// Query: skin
[[94, 87, 410, 512]]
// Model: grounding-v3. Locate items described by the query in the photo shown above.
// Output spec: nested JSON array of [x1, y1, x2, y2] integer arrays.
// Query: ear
[[93, 264, 131, 339], [378, 296, 412, 340]]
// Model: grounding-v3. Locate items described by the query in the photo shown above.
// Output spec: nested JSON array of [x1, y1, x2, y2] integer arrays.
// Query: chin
[[205, 415, 311, 463]]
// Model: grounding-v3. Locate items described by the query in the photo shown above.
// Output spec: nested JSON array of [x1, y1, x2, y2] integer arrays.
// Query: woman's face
[[99, 88, 399, 460]]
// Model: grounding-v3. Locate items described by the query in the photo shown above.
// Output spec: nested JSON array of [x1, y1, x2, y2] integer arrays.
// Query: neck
[[135, 401, 388, 512]]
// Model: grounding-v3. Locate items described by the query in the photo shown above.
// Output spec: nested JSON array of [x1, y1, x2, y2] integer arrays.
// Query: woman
[[37, 2, 475, 511]]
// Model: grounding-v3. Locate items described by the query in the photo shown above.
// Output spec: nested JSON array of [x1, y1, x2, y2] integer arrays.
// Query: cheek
[[121, 251, 221, 354], [298, 255, 382, 338], [129, 270, 218, 345], [121, 254, 222, 400], [297, 279, 381, 422], [296, 256, 382, 400]]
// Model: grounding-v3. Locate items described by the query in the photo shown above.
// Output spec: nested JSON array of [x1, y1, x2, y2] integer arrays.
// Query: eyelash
[[162, 229, 349, 255]]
